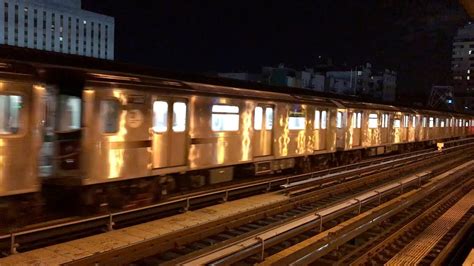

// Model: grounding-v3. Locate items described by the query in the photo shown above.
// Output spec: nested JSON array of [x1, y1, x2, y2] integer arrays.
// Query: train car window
[[289, 109, 306, 130], [57, 95, 81, 132], [336, 111, 343, 129], [351, 112, 362, 129], [393, 119, 401, 128], [422, 117, 427, 127], [212, 105, 239, 131], [314, 110, 320, 129], [440, 120, 445, 128], [100, 100, 120, 133], [153, 101, 168, 133], [446, 118, 449, 127], [265, 107, 273, 130], [172, 102, 186, 132], [429, 117, 434, 128], [412, 116, 416, 127], [368, 113, 378, 129], [0, 95, 22, 134], [435, 118, 439, 127], [458, 119, 462, 127], [254, 107, 263, 130], [403, 115, 409, 128], [466, 121, 470, 127], [321, 111, 327, 129], [381, 113, 389, 128]]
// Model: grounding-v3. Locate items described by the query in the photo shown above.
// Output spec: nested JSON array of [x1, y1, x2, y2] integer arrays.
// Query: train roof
[[0, 45, 471, 117]]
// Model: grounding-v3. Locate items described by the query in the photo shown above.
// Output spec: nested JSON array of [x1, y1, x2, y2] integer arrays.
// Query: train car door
[[253, 105, 274, 157], [351, 111, 362, 147], [336, 110, 346, 149], [152, 99, 188, 168]]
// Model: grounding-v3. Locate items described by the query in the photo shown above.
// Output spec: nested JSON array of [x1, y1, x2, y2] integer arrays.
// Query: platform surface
[[0, 192, 288, 265]]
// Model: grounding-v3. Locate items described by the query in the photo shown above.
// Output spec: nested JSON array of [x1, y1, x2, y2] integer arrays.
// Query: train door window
[[314, 110, 320, 129], [265, 107, 273, 130], [429, 117, 434, 128], [412, 116, 416, 127], [100, 100, 120, 133], [172, 102, 186, 132], [289, 109, 306, 130], [336, 111, 343, 129], [352, 112, 362, 128], [153, 101, 168, 133], [368, 113, 378, 128], [57, 95, 81, 132], [321, 110, 327, 129], [212, 105, 239, 131], [0, 95, 22, 134], [254, 106, 263, 130], [381, 113, 389, 128], [393, 119, 400, 128], [403, 115, 409, 128]]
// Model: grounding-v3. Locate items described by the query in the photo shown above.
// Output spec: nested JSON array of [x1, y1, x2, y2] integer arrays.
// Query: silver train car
[[0, 48, 473, 219]]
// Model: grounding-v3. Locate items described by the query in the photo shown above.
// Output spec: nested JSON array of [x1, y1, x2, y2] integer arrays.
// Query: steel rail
[[265, 163, 474, 266]]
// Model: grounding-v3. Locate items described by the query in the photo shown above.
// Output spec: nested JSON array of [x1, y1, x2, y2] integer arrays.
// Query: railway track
[[268, 163, 474, 266], [155, 155, 474, 266], [1, 139, 473, 264], [1, 140, 468, 257]]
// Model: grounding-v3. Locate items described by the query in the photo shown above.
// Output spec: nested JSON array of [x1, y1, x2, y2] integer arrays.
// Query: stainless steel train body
[[0, 57, 473, 205]]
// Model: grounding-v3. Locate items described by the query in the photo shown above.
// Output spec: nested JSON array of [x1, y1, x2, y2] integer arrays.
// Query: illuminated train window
[[429, 117, 434, 128], [403, 115, 409, 128], [393, 119, 401, 128], [412, 116, 416, 127], [0, 95, 22, 134], [314, 110, 320, 129], [153, 101, 168, 133], [100, 100, 120, 133], [172, 102, 186, 132], [58, 95, 81, 132], [289, 109, 306, 130], [256, 107, 273, 130], [265, 107, 273, 130], [254, 106, 263, 130], [351, 112, 362, 129], [368, 113, 378, 129], [315, 110, 328, 129], [212, 105, 239, 131], [381, 113, 389, 128]]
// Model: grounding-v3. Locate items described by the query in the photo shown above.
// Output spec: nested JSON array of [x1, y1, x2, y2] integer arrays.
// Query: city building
[[218, 62, 396, 102], [217, 72, 261, 83], [326, 64, 397, 102], [0, 0, 114, 59], [452, 22, 474, 110]]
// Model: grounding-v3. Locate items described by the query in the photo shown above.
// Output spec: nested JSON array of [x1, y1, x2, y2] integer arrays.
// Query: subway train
[[0, 47, 473, 223]]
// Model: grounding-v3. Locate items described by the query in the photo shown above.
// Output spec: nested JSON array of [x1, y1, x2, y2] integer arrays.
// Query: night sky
[[82, 0, 469, 102]]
